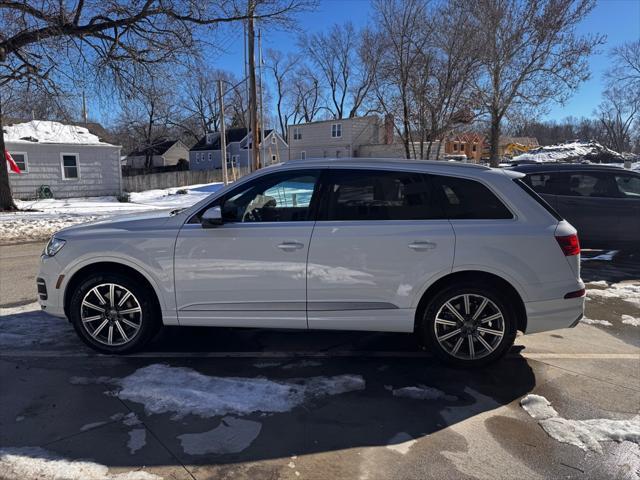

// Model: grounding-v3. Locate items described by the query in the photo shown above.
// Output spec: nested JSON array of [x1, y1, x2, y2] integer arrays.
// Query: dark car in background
[[510, 164, 640, 250]]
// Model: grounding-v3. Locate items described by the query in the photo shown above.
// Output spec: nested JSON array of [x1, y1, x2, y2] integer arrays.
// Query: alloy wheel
[[433, 293, 505, 360], [80, 283, 143, 346]]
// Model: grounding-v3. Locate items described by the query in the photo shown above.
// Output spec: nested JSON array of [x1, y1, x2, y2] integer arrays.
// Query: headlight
[[44, 237, 66, 257]]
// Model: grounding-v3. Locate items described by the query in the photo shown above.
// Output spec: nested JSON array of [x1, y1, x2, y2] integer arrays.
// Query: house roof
[[190, 128, 276, 151], [3, 120, 118, 146], [128, 139, 185, 157]]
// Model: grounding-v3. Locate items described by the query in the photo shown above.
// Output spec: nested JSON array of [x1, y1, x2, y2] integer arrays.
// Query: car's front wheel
[[420, 283, 517, 367], [69, 273, 160, 354]]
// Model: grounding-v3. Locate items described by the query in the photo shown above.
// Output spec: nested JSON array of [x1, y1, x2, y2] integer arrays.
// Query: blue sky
[[92, 0, 640, 125]]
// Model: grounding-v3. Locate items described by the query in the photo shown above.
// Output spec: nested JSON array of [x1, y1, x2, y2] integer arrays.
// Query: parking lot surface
[[0, 244, 638, 480]]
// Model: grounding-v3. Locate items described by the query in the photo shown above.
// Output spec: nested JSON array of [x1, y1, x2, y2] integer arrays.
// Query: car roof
[[508, 163, 630, 173], [280, 157, 491, 171]]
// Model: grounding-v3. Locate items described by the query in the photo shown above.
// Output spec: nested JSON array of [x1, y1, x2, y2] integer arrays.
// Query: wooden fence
[[122, 168, 250, 192]]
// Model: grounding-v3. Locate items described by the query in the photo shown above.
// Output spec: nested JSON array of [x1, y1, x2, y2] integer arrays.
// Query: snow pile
[[96, 364, 365, 418], [512, 141, 624, 163], [521, 394, 640, 453], [587, 282, 640, 307], [178, 417, 262, 455], [0, 447, 161, 480], [621, 315, 640, 327], [0, 183, 222, 243], [582, 250, 618, 262], [388, 385, 457, 401], [4, 121, 107, 145], [0, 302, 76, 349], [580, 317, 612, 327]]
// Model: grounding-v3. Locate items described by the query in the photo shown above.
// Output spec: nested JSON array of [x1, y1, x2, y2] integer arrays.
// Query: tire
[[69, 272, 161, 354], [419, 282, 517, 368]]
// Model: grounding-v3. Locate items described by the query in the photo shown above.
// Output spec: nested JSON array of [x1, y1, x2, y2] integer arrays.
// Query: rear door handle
[[277, 241, 304, 251], [408, 241, 436, 251]]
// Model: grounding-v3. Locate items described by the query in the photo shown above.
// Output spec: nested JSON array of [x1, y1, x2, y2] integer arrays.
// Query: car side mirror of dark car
[[201, 206, 223, 228]]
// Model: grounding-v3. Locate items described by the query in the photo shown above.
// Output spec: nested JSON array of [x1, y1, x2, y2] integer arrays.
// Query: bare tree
[[265, 49, 300, 140], [471, 0, 603, 166], [597, 86, 639, 153], [371, 0, 431, 158], [0, 0, 313, 210], [605, 40, 640, 92], [291, 66, 323, 123], [300, 21, 376, 119]]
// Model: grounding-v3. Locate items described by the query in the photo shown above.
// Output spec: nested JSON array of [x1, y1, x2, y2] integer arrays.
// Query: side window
[[61, 154, 79, 179], [614, 174, 640, 198], [321, 170, 443, 221], [565, 173, 625, 198], [220, 171, 320, 223], [433, 175, 513, 219]]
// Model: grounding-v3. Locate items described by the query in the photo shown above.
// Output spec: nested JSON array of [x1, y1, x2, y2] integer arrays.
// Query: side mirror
[[201, 206, 223, 228]]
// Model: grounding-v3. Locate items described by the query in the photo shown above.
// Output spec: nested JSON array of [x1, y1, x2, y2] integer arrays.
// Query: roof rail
[[282, 157, 491, 170]]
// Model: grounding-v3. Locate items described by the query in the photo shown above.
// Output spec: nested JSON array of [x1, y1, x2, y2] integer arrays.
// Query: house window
[[271, 135, 276, 144], [453, 143, 458, 151], [60, 153, 79, 179], [206, 133, 215, 144], [208, 153, 212, 162], [272, 154, 277, 163], [229, 155, 239, 167], [10, 152, 28, 173], [300, 151, 306, 160], [472, 144, 477, 152], [293, 127, 302, 141], [331, 123, 342, 138]]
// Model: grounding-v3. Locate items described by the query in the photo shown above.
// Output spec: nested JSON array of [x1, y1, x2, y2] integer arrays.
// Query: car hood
[[55, 209, 178, 238]]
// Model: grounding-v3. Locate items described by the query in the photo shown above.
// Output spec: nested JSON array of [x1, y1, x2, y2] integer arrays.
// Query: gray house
[[287, 116, 380, 160], [189, 127, 288, 171], [5, 120, 122, 199], [124, 139, 189, 169]]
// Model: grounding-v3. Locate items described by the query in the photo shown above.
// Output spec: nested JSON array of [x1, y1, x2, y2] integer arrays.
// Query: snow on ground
[[0, 183, 223, 244], [0, 447, 161, 480], [73, 364, 365, 419], [4, 120, 107, 145], [386, 384, 457, 401], [520, 394, 640, 453], [0, 302, 76, 349], [586, 282, 640, 307], [580, 317, 612, 327], [127, 429, 146, 455], [178, 417, 262, 455], [621, 315, 640, 327]]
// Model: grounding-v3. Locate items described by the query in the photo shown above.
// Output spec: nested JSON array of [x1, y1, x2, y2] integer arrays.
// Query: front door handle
[[277, 241, 304, 251], [408, 241, 436, 251]]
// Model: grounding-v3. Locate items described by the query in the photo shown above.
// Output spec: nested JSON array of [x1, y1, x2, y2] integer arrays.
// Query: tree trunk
[[489, 112, 501, 167], [0, 93, 18, 211]]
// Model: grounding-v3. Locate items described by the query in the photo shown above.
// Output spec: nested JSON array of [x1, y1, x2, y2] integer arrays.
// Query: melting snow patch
[[0, 446, 161, 479], [582, 251, 618, 262], [391, 385, 457, 401], [622, 315, 640, 327], [580, 317, 612, 327], [386, 432, 417, 455], [80, 421, 108, 432], [178, 416, 262, 455], [112, 364, 364, 418], [521, 394, 640, 453], [127, 429, 146, 455], [586, 280, 609, 287], [281, 360, 322, 370], [587, 282, 640, 307]]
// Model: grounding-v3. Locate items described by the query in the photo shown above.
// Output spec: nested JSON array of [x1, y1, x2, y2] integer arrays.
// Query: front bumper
[[37, 254, 67, 318]]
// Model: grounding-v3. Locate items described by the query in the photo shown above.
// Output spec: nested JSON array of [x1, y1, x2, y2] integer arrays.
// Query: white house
[[5, 120, 122, 199], [124, 139, 190, 169]]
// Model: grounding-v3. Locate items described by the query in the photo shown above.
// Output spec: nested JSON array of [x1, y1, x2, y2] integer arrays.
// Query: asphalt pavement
[[0, 245, 638, 480]]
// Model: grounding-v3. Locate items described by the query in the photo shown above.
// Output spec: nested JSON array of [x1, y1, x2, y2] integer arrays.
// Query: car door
[[551, 171, 625, 249], [306, 168, 455, 333], [174, 169, 321, 328], [612, 171, 640, 246]]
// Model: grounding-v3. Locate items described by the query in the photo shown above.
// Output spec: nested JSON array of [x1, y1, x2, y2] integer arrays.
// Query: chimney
[[384, 114, 394, 145]]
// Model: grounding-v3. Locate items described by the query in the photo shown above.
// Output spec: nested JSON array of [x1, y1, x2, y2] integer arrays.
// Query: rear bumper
[[524, 296, 585, 334]]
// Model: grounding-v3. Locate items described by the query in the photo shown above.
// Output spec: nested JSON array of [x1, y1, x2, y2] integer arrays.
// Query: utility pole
[[217, 80, 228, 186], [258, 28, 265, 168], [247, 1, 259, 171], [82, 90, 88, 125]]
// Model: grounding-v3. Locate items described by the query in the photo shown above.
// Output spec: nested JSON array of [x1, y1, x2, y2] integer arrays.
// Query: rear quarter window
[[432, 176, 513, 219], [513, 178, 563, 221]]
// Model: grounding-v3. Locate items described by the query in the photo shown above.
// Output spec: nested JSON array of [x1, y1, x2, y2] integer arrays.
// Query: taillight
[[564, 288, 585, 299], [555, 234, 580, 256]]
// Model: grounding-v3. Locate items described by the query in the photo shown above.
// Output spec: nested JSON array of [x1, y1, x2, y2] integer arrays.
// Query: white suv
[[38, 159, 585, 366]]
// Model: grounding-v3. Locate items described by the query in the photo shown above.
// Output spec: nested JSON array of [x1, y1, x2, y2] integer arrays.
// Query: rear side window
[[514, 178, 563, 221], [321, 169, 444, 221], [432, 176, 513, 219]]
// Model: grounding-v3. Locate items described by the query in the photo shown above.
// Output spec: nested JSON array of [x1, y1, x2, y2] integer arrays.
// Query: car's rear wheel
[[69, 273, 160, 354], [420, 282, 517, 367]]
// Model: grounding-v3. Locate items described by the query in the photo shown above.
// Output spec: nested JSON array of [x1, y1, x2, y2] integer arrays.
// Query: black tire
[[69, 272, 161, 354], [419, 281, 517, 368]]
